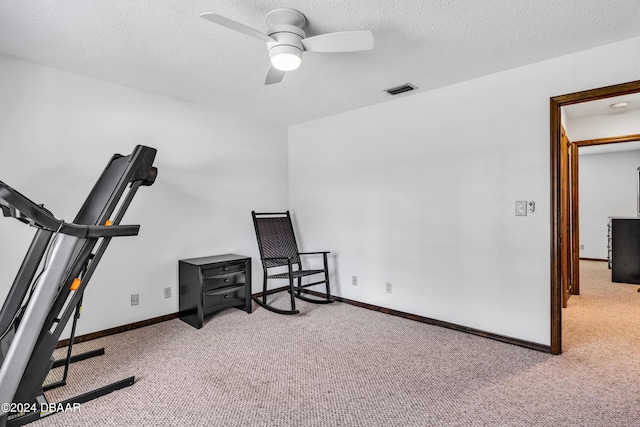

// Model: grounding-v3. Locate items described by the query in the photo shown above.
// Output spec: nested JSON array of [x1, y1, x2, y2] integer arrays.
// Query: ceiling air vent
[[385, 83, 417, 95]]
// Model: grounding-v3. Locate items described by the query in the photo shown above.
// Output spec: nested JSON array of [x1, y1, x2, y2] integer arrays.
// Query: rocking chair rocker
[[251, 211, 333, 315]]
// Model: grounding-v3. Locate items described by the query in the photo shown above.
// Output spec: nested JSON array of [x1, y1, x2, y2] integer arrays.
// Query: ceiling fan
[[200, 8, 374, 85]]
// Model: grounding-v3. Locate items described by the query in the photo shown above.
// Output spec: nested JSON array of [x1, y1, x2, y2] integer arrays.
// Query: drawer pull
[[224, 278, 230, 283], [224, 294, 229, 299]]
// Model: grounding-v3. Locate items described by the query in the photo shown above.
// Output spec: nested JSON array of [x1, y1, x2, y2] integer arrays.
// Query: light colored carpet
[[30, 261, 640, 426]]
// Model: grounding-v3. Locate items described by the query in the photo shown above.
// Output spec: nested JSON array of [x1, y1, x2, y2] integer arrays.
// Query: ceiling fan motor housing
[[268, 25, 305, 58]]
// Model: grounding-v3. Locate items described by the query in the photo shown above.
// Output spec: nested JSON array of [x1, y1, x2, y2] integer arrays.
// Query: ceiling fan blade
[[301, 31, 374, 53], [265, 65, 286, 85], [200, 13, 275, 42]]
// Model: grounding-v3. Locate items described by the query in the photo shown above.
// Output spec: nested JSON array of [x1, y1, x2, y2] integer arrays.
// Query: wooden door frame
[[550, 79, 640, 355], [570, 141, 579, 296], [559, 126, 575, 308]]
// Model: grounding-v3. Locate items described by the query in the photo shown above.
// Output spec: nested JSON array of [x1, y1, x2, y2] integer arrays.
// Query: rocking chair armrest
[[262, 256, 295, 261], [298, 251, 330, 256]]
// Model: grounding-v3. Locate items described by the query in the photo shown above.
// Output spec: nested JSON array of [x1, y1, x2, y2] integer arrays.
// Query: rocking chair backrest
[[252, 211, 301, 269]]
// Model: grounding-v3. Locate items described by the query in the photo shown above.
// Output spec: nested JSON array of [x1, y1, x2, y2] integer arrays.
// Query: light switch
[[516, 201, 527, 216]]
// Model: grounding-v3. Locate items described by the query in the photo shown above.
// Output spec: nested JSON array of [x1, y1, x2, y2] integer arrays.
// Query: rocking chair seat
[[268, 269, 325, 279]]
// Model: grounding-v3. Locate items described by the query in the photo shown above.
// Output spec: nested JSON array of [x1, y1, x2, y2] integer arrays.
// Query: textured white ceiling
[[1, 1, 640, 126]]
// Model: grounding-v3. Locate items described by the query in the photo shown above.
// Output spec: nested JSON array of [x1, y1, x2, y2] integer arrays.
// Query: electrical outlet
[[352, 276, 357, 286], [131, 293, 139, 306], [528, 201, 535, 213], [164, 287, 171, 299], [386, 282, 392, 293], [580, 244, 584, 250]]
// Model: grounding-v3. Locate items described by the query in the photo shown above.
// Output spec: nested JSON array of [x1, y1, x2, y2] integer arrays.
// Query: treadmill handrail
[[60, 223, 140, 238], [0, 181, 139, 238]]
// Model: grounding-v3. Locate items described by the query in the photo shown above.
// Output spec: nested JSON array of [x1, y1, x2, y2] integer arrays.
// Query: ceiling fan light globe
[[269, 45, 302, 71], [271, 53, 301, 71]]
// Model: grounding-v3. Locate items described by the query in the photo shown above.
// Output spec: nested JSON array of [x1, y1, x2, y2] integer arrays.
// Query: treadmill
[[0, 145, 157, 426]]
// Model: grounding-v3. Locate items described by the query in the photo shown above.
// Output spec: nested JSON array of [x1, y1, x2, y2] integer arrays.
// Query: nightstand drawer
[[203, 284, 245, 309], [202, 270, 245, 292], [202, 262, 244, 278]]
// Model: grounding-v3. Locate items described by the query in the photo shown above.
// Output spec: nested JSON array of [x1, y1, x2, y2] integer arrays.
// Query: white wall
[[578, 150, 640, 259], [0, 55, 288, 336], [289, 36, 640, 346]]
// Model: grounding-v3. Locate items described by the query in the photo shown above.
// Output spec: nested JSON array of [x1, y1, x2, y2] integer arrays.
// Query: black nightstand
[[178, 254, 252, 329]]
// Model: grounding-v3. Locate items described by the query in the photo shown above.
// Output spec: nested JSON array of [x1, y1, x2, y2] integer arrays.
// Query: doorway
[[550, 79, 640, 355]]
